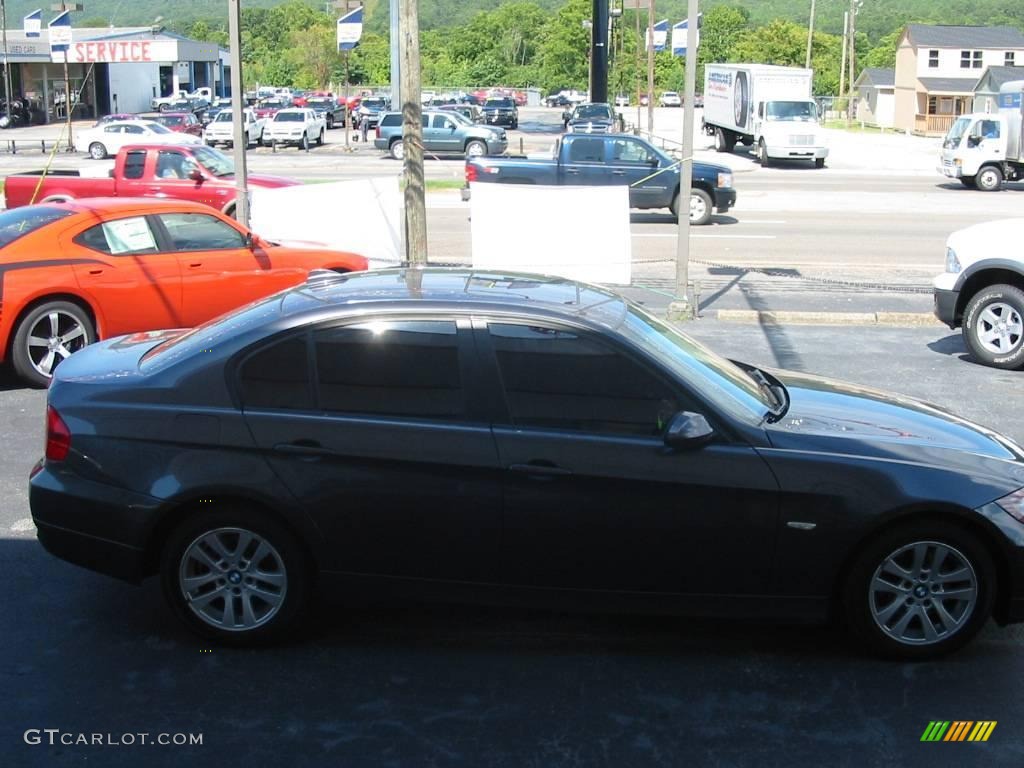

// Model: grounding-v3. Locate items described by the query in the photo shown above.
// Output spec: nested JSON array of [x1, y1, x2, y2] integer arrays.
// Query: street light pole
[[227, 0, 250, 226], [804, 0, 816, 69], [1, 0, 12, 123], [668, 0, 698, 320]]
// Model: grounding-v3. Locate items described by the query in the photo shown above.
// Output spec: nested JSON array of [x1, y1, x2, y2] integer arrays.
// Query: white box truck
[[702, 64, 828, 168], [939, 80, 1024, 191]]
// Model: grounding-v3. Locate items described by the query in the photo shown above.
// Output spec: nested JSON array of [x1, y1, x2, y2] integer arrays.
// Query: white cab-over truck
[[939, 80, 1024, 191], [702, 64, 828, 168]]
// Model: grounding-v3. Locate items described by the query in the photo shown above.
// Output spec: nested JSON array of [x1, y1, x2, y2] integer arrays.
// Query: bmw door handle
[[611, 170, 626, 176], [273, 440, 325, 461], [564, 168, 580, 175], [509, 462, 573, 478]]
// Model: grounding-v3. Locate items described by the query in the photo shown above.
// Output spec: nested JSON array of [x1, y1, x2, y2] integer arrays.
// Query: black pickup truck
[[463, 133, 735, 224]]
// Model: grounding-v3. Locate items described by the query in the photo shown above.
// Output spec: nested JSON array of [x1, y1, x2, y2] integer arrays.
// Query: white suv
[[933, 218, 1024, 370], [261, 108, 326, 149], [659, 91, 682, 107]]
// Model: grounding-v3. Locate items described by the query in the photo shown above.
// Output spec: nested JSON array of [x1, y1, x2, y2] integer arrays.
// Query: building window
[[1007, 52, 1016, 66], [961, 50, 983, 69], [928, 96, 937, 114], [928, 49, 939, 68]]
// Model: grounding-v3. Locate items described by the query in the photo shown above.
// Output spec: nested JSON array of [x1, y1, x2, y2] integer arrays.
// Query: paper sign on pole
[[250, 177, 402, 269], [336, 6, 363, 52], [470, 184, 632, 285]]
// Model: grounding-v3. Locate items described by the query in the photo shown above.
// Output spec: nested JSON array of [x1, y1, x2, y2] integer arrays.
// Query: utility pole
[[633, 0, 641, 130], [1, 0, 11, 124], [399, 0, 426, 264], [668, 0, 698, 320], [838, 11, 848, 120], [227, 0, 250, 225], [646, 0, 654, 134], [846, 0, 857, 128], [804, 0, 816, 69], [389, 0, 400, 109]]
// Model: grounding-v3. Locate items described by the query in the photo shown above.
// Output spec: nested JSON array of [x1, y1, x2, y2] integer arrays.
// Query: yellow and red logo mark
[[921, 721, 996, 742]]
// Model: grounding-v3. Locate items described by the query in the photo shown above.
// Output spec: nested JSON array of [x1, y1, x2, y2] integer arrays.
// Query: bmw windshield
[[614, 305, 780, 423]]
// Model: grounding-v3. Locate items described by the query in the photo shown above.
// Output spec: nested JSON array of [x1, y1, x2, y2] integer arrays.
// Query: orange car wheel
[[11, 300, 95, 388]]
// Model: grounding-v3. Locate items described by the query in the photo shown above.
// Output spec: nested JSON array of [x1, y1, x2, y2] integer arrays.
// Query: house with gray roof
[[852, 67, 895, 127], [973, 65, 1024, 113], [894, 24, 1024, 135]]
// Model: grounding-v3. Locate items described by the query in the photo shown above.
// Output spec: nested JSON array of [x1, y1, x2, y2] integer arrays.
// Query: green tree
[[862, 28, 901, 70], [537, 0, 591, 91]]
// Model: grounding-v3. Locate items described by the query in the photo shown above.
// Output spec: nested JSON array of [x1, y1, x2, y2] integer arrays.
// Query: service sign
[[56, 39, 180, 64]]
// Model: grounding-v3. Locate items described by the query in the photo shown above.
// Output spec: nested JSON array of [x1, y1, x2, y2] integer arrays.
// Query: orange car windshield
[[1, 206, 74, 248]]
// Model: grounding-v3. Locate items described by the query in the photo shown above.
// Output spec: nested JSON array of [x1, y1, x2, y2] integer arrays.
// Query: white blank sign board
[[250, 177, 402, 268], [469, 183, 632, 285]]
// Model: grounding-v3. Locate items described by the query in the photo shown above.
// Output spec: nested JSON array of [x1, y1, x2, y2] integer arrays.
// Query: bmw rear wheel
[[12, 300, 95, 387], [843, 521, 994, 659], [390, 139, 405, 160], [88, 142, 107, 160], [161, 508, 312, 645]]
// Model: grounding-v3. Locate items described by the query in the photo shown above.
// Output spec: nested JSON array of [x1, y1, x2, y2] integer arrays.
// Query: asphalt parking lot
[[2, 320, 1023, 768]]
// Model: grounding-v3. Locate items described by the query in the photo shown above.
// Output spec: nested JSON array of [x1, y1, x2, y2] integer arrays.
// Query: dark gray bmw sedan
[[29, 269, 1024, 658]]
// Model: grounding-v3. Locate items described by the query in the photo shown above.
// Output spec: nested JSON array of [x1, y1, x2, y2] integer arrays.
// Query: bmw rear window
[[0, 205, 74, 249]]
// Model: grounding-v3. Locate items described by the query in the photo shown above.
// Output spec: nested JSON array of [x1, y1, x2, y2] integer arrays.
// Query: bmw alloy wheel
[[178, 527, 288, 632], [869, 540, 978, 646]]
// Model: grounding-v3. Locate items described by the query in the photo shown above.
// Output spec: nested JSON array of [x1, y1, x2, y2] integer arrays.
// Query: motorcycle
[[0, 98, 34, 129]]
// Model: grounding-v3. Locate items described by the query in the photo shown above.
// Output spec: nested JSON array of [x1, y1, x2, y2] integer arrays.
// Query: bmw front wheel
[[843, 521, 994, 659]]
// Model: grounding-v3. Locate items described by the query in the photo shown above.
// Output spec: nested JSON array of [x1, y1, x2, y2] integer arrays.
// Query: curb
[[715, 310, 942, 327]]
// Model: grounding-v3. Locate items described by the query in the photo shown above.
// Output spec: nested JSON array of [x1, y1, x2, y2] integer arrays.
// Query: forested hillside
[[12, 0, 1020, 96], [8, 0, 1022, 44]]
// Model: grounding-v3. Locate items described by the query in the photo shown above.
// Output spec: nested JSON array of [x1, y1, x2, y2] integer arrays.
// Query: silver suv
[[374, 110, 508, 160]]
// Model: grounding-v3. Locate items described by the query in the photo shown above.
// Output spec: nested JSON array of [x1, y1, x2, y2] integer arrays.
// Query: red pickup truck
[[4, 144, 298, 216]]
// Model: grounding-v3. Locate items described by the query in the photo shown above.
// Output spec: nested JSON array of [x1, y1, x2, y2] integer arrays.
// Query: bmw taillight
[[466, 163, 478, 183], [45, 406, 71, 462]]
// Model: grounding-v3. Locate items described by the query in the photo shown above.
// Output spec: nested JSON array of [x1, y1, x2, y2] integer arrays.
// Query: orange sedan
[[0, 198, 367, 386]]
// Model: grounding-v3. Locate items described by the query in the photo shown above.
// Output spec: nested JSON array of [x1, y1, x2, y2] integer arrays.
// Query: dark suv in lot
[[482, 97, 519, 129], [29, 268, 1024, 658], [374, 110, 507, 160]]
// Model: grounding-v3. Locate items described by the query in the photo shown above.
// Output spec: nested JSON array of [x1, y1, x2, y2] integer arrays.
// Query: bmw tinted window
[[488, 323, 680, 436], [314, 320, 465, 420], [239, 335, 313, 410]]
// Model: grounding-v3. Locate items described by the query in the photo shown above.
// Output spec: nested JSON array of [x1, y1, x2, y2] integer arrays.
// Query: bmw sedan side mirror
[[244, 231, 255, 250], [663, 411, 714, 450]]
